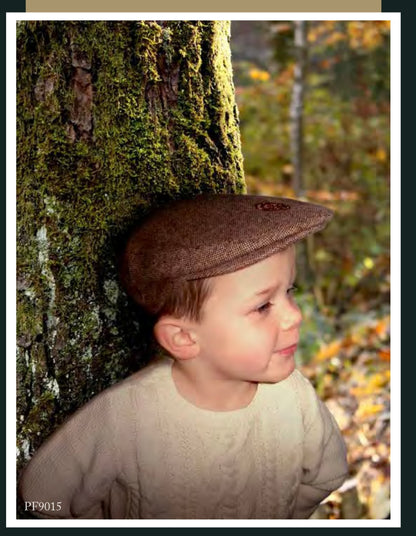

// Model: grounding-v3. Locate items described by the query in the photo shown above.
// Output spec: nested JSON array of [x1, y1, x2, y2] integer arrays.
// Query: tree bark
[[290, 20, 307, 197], [16, 21, 245, 471], [289, 21, 312, 286]]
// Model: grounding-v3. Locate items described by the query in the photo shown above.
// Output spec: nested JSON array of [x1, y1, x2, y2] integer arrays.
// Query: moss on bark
[[16, 20, 245, 471]]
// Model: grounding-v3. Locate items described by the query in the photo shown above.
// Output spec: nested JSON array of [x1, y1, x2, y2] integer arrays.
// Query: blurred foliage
[[232, 19, 390, 325], [302, 313, 391, 520], [269, 20, 390, 101], [231, 20, 391, 519]]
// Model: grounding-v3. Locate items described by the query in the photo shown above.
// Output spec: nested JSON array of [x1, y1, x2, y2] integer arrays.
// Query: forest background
[[230, 20, 391, 519]]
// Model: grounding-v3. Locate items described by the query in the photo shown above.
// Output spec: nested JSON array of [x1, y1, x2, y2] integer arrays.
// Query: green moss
[[16, 21, 245, 468]]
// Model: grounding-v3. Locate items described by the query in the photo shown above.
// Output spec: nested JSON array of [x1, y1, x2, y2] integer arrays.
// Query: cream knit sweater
[[19, 357, 348, 519]]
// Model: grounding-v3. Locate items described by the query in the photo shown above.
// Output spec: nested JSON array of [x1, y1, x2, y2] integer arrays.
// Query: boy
[[19, 194, 348, 519]]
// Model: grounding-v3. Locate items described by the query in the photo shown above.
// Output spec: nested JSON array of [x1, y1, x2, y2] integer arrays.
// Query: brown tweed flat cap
[[121, 194, 333, 303]]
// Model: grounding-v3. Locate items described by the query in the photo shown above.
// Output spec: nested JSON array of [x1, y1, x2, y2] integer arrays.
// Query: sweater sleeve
[[18, 388, 122, 519], [292, 372, 348, 519]]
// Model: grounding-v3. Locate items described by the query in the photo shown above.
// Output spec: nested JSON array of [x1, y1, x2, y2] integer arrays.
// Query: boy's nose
[[280, 302, 302, 331]]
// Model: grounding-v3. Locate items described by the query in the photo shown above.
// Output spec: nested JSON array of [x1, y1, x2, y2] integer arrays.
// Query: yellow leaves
[[355, 400, 385, 420], [325, 31, 346, 46], [374, 316, 390, 338], [370, 370, 390, 388], [363, 257, 375, 270], [301, 308, 390, 519], [347, 21, 364, 39], [374, 147, 387, 163], [378, 348, 390, 362], [373, 316, 390, 343], [367, 146, 388, 165], [308, 21, 388, 52], [350, 370, 390, 399], [353, 370, 390, 397], [248, 68, 270, 82], [362, 26, 383, 50], [314, 315, 390, 366], [308, 20, 336, 44], [308, 31, 318, 44], [314, 248, 334, 264], [368, 475, 390, 519], [315, 339, 343, 362], [347, 21, 386, 50]]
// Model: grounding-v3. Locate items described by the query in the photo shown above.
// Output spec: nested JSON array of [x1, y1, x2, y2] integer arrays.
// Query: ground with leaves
[[301, 314, 390, 519]]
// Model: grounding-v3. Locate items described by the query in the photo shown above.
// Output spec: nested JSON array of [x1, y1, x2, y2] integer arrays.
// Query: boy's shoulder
[[96, 355, 171, 402], [289, 368, 316, 391], [288, 368, 321, 402], [62, 356, 172, 427], [21, 358, 172, 474]]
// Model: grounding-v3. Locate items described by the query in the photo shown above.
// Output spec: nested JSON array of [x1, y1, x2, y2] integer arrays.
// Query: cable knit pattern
[[19, 357, 348, 519]]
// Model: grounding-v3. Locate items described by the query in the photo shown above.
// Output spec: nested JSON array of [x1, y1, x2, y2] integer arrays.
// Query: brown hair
[[144, 277, 213, 322], [120, 251, 214, 322]]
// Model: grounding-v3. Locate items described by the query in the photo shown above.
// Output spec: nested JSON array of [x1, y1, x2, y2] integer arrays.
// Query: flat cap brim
[[122, 194, 333, 295]]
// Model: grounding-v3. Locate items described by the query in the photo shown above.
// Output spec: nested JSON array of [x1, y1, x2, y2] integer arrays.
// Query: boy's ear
[[153, 316, 199, 360]]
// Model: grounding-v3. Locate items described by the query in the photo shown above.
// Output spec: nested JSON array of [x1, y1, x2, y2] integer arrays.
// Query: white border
[[8, 11, 399, 20], [389, 10, 401, 528], [7, 11, 401, 528]]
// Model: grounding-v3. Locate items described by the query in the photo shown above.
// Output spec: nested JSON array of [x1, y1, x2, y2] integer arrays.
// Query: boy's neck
[[171, 360, 258, 412]]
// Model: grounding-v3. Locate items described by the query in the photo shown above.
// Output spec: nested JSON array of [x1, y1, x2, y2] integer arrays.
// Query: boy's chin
[[261, 359, 296, 384]]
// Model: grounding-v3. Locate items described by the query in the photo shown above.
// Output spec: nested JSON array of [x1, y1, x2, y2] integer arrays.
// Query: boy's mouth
[[275, 343, 298, 355]]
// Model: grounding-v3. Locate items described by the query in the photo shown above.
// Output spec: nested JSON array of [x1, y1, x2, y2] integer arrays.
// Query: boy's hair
[[133, 277, 213, 322]]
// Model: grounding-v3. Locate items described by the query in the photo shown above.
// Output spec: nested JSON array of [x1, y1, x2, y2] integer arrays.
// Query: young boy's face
[[193, 245, 302, 385]]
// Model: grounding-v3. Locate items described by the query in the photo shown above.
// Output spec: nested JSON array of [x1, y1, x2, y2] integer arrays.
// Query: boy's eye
[[254, 285, 297, 315], [256, 301, 273, 314]]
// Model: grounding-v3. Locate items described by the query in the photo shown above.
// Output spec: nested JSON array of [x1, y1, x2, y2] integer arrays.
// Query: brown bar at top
[[26, 0, 382, 13]]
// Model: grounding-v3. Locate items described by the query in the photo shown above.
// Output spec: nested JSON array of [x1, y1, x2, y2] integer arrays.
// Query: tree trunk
[[289, 20, 312, 286], [290, 20, 307, 197], [16, 20, 245, 471]]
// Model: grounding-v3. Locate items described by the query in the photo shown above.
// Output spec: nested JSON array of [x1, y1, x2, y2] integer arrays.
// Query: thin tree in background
[[290, 20, 307, 197], [290, 20, 312, 285]]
